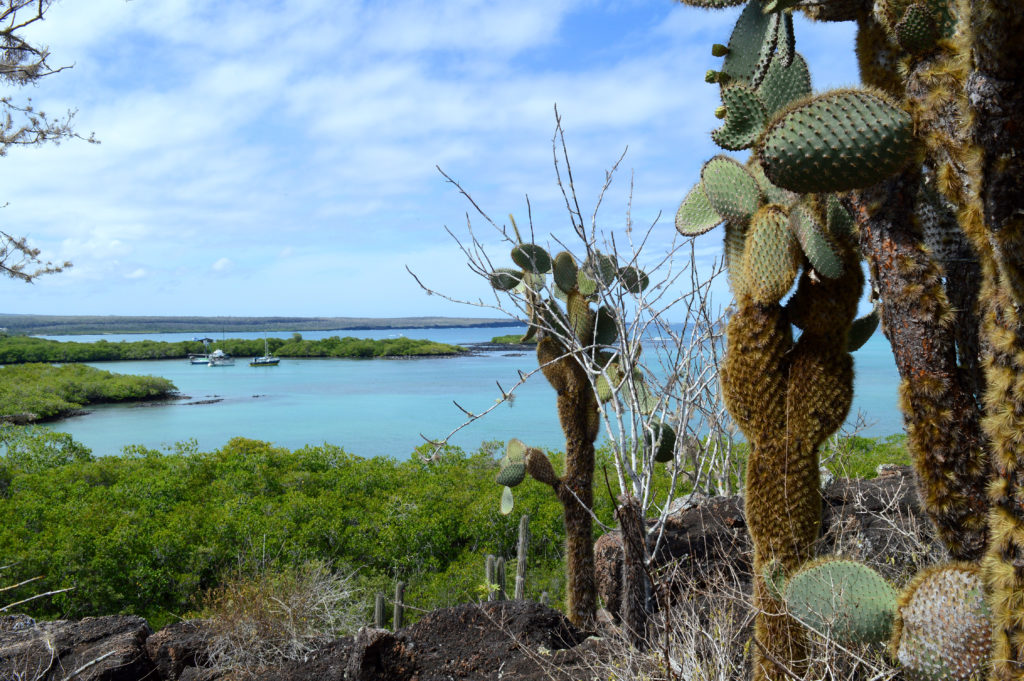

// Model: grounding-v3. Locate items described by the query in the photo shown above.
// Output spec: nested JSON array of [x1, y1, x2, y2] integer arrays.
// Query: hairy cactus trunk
[[540, 337, 599, 629], [854, 171, 990, 561]]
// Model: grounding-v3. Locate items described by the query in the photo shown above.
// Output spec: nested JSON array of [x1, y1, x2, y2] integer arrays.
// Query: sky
[[3, 0, 861, 319]]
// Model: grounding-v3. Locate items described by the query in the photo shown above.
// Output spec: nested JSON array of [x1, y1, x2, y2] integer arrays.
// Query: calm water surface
[[39, 326, 903, 458]]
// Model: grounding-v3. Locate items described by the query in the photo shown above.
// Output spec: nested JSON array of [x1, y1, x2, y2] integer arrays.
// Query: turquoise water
[[39, 326, 903, 458]]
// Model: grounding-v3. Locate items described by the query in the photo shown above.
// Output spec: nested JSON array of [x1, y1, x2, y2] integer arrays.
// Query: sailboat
[[250, 338, 280, 366]]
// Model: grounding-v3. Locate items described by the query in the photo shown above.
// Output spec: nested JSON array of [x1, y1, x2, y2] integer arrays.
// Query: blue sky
[[6, 0, 860, 318]]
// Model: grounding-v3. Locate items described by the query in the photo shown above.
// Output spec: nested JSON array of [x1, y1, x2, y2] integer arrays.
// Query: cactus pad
[[721, 0, 774, 83], [712, 84, 768, 151], [785, 558, 897, 645], [826, 194, 855, 236], [789, 203, 842, 279], [676, 181, 725, 236], [701, 155, 762, 224], [756, 88, 915, 193], [586, 252, 619, 287], [748, 156, 798, 207], [893, 564, 991, 681], [596, 363, 623, 403], [567, 290, 594, 342], [511, 244, 552, 274], [553, 251, 578, 293], [646, 421, 677, 463], [618, 266, 649, 294], [500, 485, 514, 514], [757, 52, 811, 116], [894, 2, 940, 54], [576, 269, 598, 296], [723, 219, 751, 297], [489, 267, 523, 291], [525, 448, 559, 487], [742, 205, 801, 304], [847, 308, 880, 352], [496, 461, 526, 487], [594, 306, 618, 346]]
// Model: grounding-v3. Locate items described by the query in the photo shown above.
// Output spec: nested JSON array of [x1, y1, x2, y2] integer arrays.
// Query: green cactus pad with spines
[[778, 12, 794, 67], [634, 379, 659, 415], [511, 244, 552, 274], [721, 1, 774, 83], [489, 268, 523, 292], [566, 290, 594, 342], [587, 253, 619, 287], [618, 266, 649, 294], [553, 251, 578, 293], [723, 219, 751, 297], [757, 52, 811, 116], [749, 11, 781, 90], [847, 308, 879, 351], [748, 156, 798, 207], [515, 270, 547, 294], [826, 194, 855, 236], [496, 461, 526, 487], [894, 3, 940, 54], [893, 563, 991, 681], [785, 558, 896, 645], [646, 421, 677, 463], [506, 438, 527, 462], [789, 203, 843, 279], [676, 182, 725, 236], [701, 155, 762, 225], [594, 306, 618, 346], [576, 269, 598, 297], [500, 485, 514, 514], [756, 88, 915, 193], [596, 363, 623, 403], [742, 205, 801, 304], [712, 83, 768, 151]]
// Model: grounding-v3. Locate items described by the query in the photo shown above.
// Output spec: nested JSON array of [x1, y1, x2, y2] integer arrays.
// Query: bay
[[38, 325, 903, 458]]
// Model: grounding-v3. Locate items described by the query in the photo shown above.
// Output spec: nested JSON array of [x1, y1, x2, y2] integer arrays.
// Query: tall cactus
[[674, 0, 1024, 676], [487, 241, 654, 629]]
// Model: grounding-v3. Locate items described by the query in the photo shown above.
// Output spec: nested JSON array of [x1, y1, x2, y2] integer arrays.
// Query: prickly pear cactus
[[784, 557, 897, 645], [892, 563, 991, 681], [486, 237, 658, 628]]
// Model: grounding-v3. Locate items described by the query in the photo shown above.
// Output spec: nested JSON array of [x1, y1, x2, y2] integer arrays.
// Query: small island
[[0, 363, 177, 424], [0, 334, 467, 364]]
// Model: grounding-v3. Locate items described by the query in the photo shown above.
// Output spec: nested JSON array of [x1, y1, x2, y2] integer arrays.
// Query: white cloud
[[125, 268, 147, 279], [212, 258, 234, 272]]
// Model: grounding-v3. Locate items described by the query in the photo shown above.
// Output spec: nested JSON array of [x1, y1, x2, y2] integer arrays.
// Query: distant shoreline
[[0, 314, 517, 337]]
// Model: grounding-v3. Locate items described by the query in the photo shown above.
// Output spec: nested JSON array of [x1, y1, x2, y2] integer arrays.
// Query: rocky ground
[[0, 466, 931, 681]]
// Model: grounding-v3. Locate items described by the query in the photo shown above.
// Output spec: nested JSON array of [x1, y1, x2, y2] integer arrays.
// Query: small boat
[[188, 337, 214, 365], [250, 338, 280, 366], [208, 349, 235, 366]]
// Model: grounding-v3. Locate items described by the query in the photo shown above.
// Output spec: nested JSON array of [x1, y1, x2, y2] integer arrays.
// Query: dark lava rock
[[145, 619, 212, 681], [277, 600, 586, 681], [0, 614, 154, 681], [596, 466, 934, 621]]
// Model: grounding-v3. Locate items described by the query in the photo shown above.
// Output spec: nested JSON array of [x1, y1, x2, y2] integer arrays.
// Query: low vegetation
[[0, 334, 465, 364], [0, 428, 909, 632], [488, 334, 535, 344], [0, 364, 176, 423], [0, 314, 511, 336]]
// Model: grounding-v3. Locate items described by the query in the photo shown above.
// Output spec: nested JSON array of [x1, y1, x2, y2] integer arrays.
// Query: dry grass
[[198, 560, 363, 678]]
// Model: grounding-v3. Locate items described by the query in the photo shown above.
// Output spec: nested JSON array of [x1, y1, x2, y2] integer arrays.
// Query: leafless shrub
[[198, 561, 363, 678]]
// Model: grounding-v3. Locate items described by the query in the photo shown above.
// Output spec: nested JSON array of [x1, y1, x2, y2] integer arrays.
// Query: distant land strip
[[0, 314, 516, 337]]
